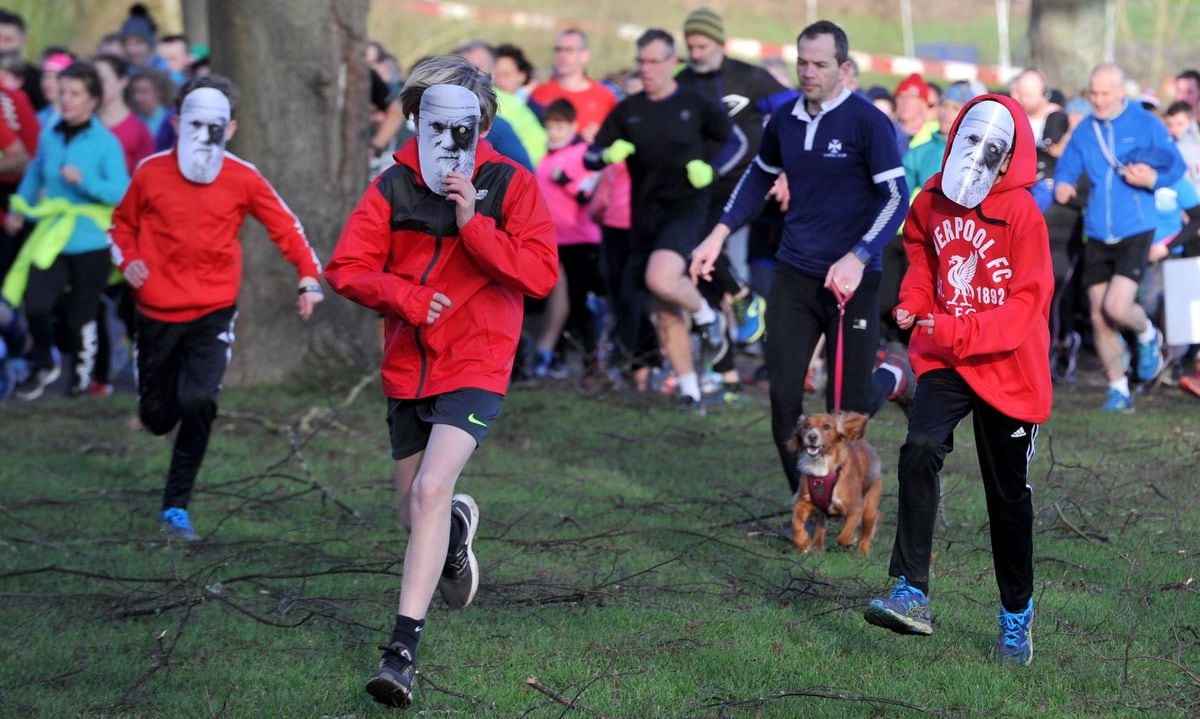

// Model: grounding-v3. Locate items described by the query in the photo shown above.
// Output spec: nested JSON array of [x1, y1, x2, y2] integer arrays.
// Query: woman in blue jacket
[[3, 61, 129, 400]]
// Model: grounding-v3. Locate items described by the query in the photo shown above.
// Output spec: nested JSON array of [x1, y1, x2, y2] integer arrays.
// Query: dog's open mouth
[[804, 444, 824, 456]]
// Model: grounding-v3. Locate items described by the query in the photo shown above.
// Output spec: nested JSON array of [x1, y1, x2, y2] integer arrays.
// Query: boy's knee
[[139, 404, 177, 436], [408, 476, 453, 514], [177, 388, 217, 422], [899, 434, 945, 467]]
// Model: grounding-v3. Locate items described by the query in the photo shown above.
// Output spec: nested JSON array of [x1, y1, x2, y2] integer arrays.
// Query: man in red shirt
[[109, 75, 323, 541], [530, 28, 617, 143]]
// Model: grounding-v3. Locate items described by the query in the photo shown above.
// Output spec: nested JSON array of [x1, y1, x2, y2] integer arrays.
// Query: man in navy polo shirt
[[691, 19, 911, 495]]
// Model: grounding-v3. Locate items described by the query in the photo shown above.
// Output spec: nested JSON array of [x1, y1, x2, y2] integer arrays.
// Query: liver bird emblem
[[946, 252, 977, 307]]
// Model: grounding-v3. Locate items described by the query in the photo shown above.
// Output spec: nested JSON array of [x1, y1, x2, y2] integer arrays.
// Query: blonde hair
[[400, 54, 496, 130]]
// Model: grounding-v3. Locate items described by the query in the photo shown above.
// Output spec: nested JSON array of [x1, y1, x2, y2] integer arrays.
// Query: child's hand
[[4, 213, 23, 236], [124, 259, 150, 289], [61, 165, 82, 184], [915, 313, 935, 335], [894, 307, 915, 330], [427, 292, 452, 324], [443, 172, 476, 228]]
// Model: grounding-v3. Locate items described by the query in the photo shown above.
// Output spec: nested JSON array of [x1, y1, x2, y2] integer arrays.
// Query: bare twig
[[695, 687, 950, 716], [523, 677, 608, 719]]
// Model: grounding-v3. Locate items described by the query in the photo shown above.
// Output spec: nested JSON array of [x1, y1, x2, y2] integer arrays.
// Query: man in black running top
[[585, 28, 735, 408]]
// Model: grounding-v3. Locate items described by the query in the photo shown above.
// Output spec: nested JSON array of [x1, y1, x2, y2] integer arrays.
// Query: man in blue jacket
[[1053, 63, 1185, 411]]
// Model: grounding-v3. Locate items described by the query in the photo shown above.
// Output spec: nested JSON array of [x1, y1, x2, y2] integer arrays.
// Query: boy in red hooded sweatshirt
[[863, 94, 1053, 666], [325, 55, 557, 708]]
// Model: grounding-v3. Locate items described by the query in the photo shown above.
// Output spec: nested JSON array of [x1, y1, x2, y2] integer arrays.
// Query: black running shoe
[[439, 494, 479, 608], [365, 643, 415, 708], [13, 364, 61, 401], [695, 312, 729, 366]]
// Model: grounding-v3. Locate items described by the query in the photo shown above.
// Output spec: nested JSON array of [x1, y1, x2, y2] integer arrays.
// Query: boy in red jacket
[[325, 56, 557, 709], [109, 75, 323, 540], [862, 95, 1053, 666]]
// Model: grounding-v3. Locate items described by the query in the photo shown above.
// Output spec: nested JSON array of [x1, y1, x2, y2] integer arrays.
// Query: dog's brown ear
[[837, 412, 869, 440], [786, 415, 807, 453]]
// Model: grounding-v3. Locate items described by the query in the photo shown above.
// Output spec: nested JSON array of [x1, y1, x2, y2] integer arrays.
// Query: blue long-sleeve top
[[1053, 99, 1185, 243], [721, 88, 908, 276], [14, 116, 130, 255]]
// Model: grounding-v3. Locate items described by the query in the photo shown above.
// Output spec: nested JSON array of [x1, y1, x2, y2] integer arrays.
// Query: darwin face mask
[[177, 87, 230, 185], [941, 100, 1014, 208], [418, 84, 480, 195]]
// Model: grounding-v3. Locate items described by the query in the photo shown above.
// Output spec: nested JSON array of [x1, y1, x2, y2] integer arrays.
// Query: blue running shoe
[[1101, 388, 1133, 413], [1136, 328, 1165, 382], [993, 597, 1034, 665], [160, 507, 198, 540], [864, 576, 932, 635], [735, 293, 766, 345]]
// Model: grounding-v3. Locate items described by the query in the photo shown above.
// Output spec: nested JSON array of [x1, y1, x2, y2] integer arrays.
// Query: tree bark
[[207, 0, 377, 387], [1028, 0, 1107, 94], [181, 0, 209, 48]]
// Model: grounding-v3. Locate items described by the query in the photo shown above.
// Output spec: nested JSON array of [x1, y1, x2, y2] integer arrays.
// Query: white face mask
[[941, 100, 1015, 208], [176, 87, 231, 184], [418, 84, 480, 195]]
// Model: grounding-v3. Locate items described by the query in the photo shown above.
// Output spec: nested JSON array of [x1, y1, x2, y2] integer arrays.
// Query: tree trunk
[[181, 0, 209, 48], [207, 0, 377, 387], [1028, 0, 1107, 94]]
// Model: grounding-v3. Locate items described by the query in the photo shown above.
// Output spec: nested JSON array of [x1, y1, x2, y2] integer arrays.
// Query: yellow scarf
[[2, 195, 115, 306]]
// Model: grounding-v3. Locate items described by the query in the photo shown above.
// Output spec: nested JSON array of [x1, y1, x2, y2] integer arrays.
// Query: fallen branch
[[697, 687, 949, 715], [523, 677, 608, 718], [1053, 501, 1107, 543]]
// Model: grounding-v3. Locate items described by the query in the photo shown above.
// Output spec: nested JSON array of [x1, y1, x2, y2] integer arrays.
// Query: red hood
[[394, 136, 502, 189], [935, 93, 1036, 197]]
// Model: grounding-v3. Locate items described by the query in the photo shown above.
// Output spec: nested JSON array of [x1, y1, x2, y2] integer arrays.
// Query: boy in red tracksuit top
[[109, 76, 324, 541], [324, 56, 557, 710], [863, 94, 1053, 666]]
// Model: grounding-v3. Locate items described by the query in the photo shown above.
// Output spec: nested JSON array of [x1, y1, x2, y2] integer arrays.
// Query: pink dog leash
[[832, 288, 848, 412]]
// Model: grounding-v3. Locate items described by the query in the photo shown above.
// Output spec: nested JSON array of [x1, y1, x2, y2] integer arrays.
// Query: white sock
[[693, 302, 716, 326], [1137, 323, 1157, 344], [1109, 377, 1130, 396], [678, 372, 701, 401]]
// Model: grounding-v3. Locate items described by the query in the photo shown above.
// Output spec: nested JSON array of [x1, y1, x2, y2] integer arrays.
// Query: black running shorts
[[386, 388, 503, 460]]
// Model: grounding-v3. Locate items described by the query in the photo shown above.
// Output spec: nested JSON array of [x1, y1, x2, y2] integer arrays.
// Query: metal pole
[[1103, 0, 1117, 63], [901, 0, 915, 57], [996, 0, 1011, 68]]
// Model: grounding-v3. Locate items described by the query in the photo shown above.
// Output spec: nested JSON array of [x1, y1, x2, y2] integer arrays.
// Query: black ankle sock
[[447, 510, 464, 552], [389, 614, 425, 661]]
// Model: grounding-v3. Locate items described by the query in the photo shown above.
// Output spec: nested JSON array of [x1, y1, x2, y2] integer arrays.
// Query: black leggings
[[23, 248, 111, 389], [887, 368, 1036, 612], [557, 243, 603, 370], [136, 306, 237, 510], [696, 252, 746, 374], [601, 225, 658, 371]]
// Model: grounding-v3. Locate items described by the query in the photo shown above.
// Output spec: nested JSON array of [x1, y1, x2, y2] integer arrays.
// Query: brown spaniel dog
[[787, 412, 883, 556]]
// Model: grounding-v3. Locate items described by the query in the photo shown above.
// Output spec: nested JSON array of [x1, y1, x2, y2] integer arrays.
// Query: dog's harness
[[806, 466, 842, 513]]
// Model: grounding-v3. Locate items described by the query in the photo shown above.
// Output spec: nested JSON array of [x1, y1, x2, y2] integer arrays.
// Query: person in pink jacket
[[532, 98, 603, 378]]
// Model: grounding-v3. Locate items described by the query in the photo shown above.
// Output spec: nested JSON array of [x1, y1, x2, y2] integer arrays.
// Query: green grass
[[1, 379, 1197, 717]]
